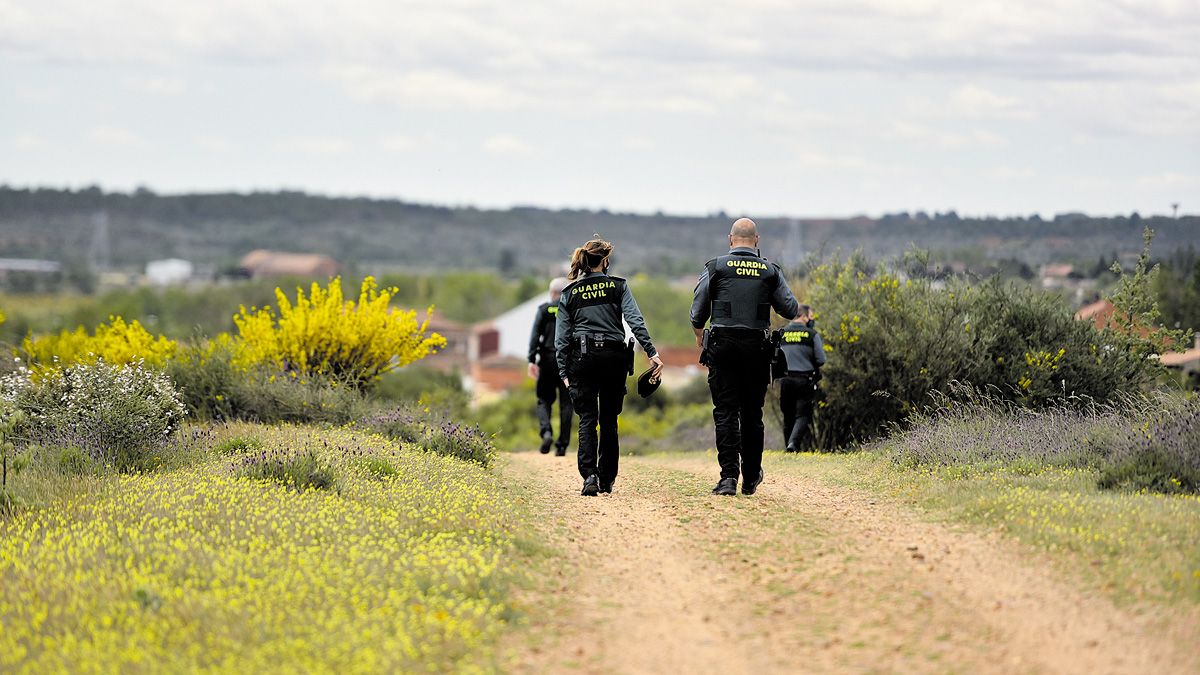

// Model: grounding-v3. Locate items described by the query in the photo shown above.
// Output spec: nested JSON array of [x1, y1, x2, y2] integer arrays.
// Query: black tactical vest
[[780, 324, 820, 372], [536, 303, 558, 354], [563, 274, 627, 340], [707, 253, 778, 330]]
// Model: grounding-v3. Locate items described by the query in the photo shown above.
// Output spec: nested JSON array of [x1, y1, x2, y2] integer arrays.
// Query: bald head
[[729, 217, 760, 247]]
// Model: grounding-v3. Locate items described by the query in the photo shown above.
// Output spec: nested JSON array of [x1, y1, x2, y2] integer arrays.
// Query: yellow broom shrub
[[20, 316, 177, 373], [233, 277, 446, 386]]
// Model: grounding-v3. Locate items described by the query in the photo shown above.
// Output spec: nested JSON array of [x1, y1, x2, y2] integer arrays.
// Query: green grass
[[772, 451, 1200, 606]]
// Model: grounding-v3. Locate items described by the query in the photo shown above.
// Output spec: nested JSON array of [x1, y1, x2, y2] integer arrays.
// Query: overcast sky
[[1, 0, 1197, 217]]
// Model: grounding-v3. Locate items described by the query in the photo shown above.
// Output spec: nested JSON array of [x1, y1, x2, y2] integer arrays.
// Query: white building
[[145, 258, 194, 286]]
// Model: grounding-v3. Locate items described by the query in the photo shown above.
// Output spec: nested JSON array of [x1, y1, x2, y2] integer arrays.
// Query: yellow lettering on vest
[[726, 259, 768, 270]]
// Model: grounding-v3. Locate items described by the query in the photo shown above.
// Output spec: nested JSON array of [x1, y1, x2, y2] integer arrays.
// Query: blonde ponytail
[[568, 238, 614, 280]]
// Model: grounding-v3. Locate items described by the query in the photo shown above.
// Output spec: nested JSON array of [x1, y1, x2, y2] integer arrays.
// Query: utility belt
[[709, 325, 772, 341], [700, 326, 772, 369], [574, 334, 635, 375], [786, 370, 816, 379]]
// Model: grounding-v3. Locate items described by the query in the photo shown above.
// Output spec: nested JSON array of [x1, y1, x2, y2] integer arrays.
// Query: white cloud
[[482, 135, 534, 156], [379, 134, 429, 153], [949, 84, 1031, 120], [885, 121, 1007, 149], [122, 75, 186, 96], [194, 135, 234, 153], [86, 125, 148, 149], [12, 133, 45, 150], [326, 66, 526, 110], [281, 137, 352, 155]]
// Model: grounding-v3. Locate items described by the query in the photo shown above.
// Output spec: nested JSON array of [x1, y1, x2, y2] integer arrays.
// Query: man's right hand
[[527, 363, 539, 379]]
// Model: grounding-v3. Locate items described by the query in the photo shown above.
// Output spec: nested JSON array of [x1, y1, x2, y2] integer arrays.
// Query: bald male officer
[[692, 218, 800, 496], [528, 277, 573, 456]]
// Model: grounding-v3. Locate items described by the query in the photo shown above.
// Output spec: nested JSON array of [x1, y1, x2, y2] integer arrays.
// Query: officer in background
[[777, 305, 826, 453], [528, 277, 573, 456], [556, 238, 663, 496], [691, 218, 800, 496]]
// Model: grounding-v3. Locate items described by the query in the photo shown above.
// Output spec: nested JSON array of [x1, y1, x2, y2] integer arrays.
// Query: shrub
[[215, 436, 263, 455], [10, 360, 187, 472], [362, 408, 496, 466], [351, 455, 398, 480], [808, 255, 1158, 448], [1098, 398, 1200, 494], [424, 421, 496, 466], [169, 339, 369, 424], [232, 446, 340, 492], [877, 389, 1200, 495], [233, 277, 447, 388], [20, 315, 177, 374]]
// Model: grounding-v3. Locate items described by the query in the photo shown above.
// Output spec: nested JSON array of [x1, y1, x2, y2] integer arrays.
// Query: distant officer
[[691, 218, 799, 496], [556, 238, 663, 496], [528, 277, 573, 456], [777, 305, 826, 453]]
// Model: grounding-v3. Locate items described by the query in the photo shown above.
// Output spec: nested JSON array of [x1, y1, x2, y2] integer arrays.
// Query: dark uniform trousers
[[707, 328, 772, 480], [535, 350, 573, 450], [780, 373, 816, 450], [568, 345, 627, 483]]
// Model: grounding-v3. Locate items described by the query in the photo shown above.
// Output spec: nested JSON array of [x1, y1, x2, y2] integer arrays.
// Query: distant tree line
[[0, 185, 1196, 277]]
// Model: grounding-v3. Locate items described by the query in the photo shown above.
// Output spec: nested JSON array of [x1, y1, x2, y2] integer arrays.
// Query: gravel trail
[[501, 452, 1198, 674]]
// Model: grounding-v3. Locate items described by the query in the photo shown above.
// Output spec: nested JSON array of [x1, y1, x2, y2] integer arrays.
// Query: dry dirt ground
[[499, 451, 1199, 675]]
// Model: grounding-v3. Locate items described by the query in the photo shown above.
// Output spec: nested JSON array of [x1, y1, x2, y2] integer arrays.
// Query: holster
[[626, 338, 635, 376], [698, 328, 711, 367], [770, 330, 787, 381]]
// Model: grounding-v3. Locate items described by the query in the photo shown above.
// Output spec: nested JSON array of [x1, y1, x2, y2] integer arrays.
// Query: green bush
[[351, 455, 398, 481], [362, 408, 496, 466], [232, 447, 340, 492], [1097, 397, 1200, 494], [808, 256, 1157, 448], [168, 341, 369, 425], [6, 360, 187, 472], [214, 436, 263, 455], [876, 390, 1200, 495]]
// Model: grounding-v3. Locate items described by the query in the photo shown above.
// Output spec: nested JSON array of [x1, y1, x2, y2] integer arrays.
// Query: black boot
[[712, 477, 737, 496], [554, 445, 567, 457], [599, 478, 614, 494], [742, 468, 764, 495], [581, 474, 600, 496], [539, 430, 553, 454]]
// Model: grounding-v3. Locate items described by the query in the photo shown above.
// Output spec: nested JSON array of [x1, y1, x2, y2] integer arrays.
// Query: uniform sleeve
[[690, 267, 712, 329], [621, 285, 657, 358], [813, 331, 827, 367], [528, 307, 544, 364], [771, 268, 801, 320], [554, 296, 573, 380]]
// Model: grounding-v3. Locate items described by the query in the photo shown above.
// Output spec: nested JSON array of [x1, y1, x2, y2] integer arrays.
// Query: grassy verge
[[0, 423, 524, 672], [771, 451, 1200, 606]]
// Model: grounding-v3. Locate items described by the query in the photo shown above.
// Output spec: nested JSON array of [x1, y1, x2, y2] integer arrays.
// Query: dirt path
[[501, 452, 1199, 674]]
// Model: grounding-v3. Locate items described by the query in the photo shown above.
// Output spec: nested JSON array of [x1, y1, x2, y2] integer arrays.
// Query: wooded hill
[[1, 186, 1195, 274]]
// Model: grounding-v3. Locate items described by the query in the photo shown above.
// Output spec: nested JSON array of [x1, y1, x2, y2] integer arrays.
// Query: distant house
[[1161, 336, 1200, 385], [1076, 299, 1116, 329], [238, 250, 339, 279], [145, 258, 193, 286], [1040, 264, 1075, 289], [0, 258, 60, 277], [419, 316, 471, 374]]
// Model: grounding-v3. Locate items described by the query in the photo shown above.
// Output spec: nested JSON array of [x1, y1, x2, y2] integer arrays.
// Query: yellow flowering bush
[[20, 316, 177, 374], [234, 277, 446, 387], [0, 424, 519, 672]]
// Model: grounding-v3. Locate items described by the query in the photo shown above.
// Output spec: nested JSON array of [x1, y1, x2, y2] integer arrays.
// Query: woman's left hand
[[648, 354, 664, 377]]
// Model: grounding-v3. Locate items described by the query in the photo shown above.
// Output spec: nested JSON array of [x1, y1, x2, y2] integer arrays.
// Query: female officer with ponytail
[[555, 238, 663, 496]]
